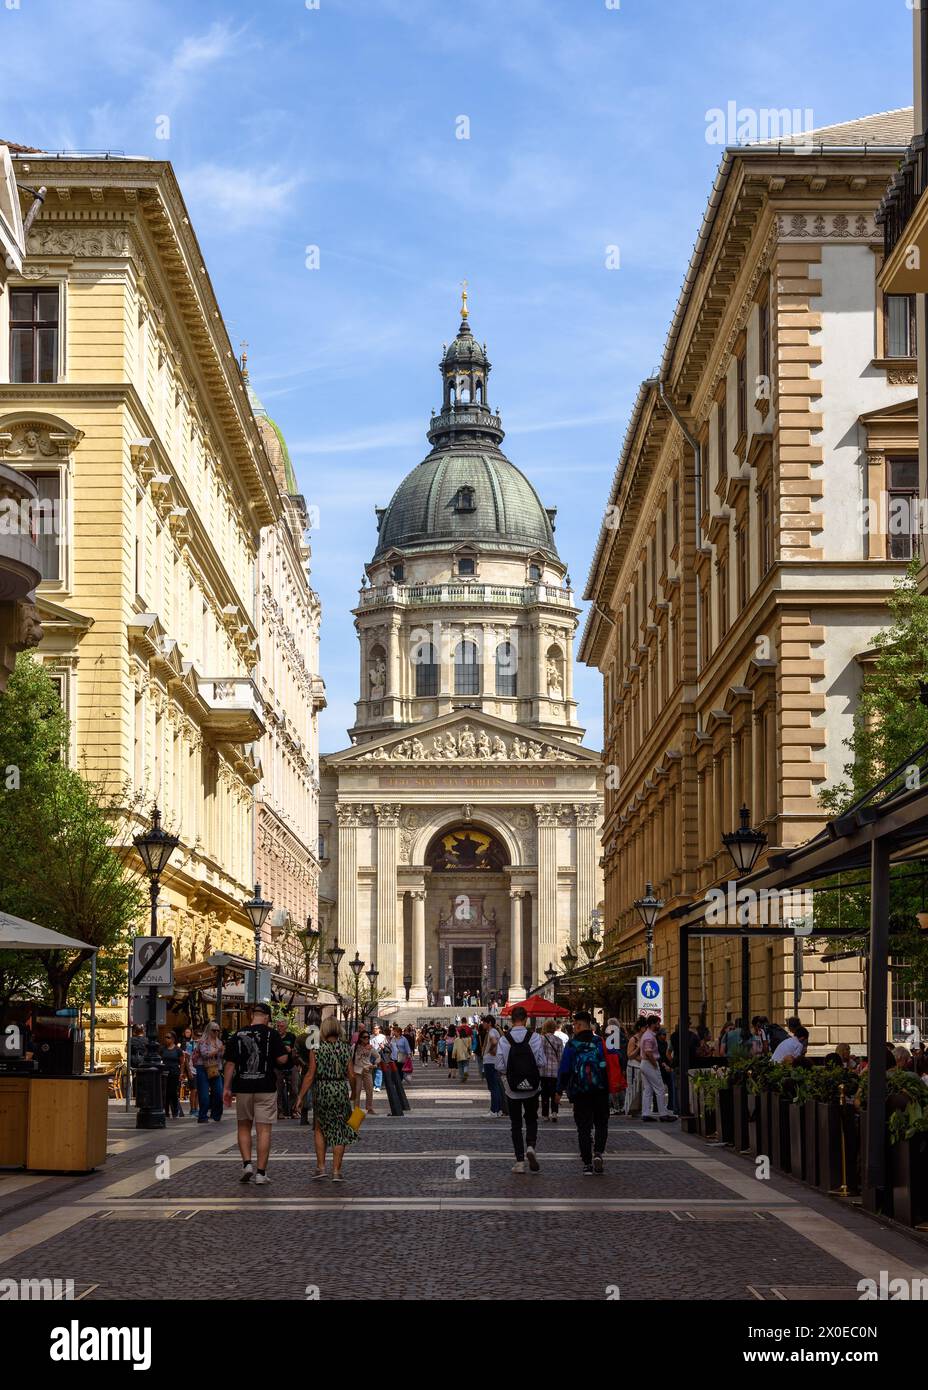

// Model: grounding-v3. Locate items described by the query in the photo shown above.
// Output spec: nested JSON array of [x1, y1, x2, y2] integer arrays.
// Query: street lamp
[[349, 951, 364, 1034], [560, 942, 578, 975], [365, 963, 379, 1021], [634, 882, 664, 975], [722, 804, 767, 876], [326, 938, 345, 1007], [403, 973, 412, 1003], [243, 883, 273, 1004], [580, 921, 601, 964], [722, 805, 768, 1053], [132, 806, 179, 1130]]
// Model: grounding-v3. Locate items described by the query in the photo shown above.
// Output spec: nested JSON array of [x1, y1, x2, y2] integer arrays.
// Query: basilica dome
[[374, 306, 559, 561]]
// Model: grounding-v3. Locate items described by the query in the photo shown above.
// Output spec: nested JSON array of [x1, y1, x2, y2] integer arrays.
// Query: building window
[[887, 456, 919, 560], [758, 293, 771, 383], [457, 556, 475, 576], [717, 557, 729, 639], [496, 641, 518, 696], [717, 388, 727, 481], [672, 478, 679, 549], [701, 426, 711, 516], [736, 522, 749, 610], [414, 641, 439, 697], [885, 294, 916, 359], [528, 562, 541, 582], [30, 470, 62, 582], [453, 486, 476, 512], [699, 580, 711, 663], [759, 482, 773, 576], [391, 563, 405, 582], [454, 638, 480, 695], [10, 287, 59, 383], [737, 352, 747, 441]]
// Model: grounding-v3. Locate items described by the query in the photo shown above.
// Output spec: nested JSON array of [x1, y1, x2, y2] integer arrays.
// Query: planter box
[[770, 1097, 792, 1174], [753, 1089, 772, 1163], [803, 1100, 818, 1187], [818, 1101, 859, 1195], [788, 1103, 806, 1181], [891, 1133, 928, 1227], [746, 1090, 761, 1157], [732, 1083, 750, 1152], [716, 1086, 735, 1146], [859, 1115, 889, 1212]]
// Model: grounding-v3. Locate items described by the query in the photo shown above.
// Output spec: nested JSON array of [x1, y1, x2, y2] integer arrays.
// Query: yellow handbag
[[346, 1105, 365, 1132]]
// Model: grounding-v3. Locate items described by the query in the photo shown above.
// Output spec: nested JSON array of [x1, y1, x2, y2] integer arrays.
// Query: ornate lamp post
[[243, 883, 273, 1004], [365, 964, 379, 1021], [722, 805, 768, 1048], [326, 938, 345, 1016], [349, 951, 364, 1035], [132, 806, 179, 1129], [544, 962, 558, 1001], [633, 883, 664, 976], [403, 973, 412, 1003], [560, 943, 578, 975]]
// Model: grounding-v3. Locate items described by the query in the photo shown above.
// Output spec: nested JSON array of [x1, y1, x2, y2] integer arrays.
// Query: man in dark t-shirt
[[222, 1002, 289, 1185]]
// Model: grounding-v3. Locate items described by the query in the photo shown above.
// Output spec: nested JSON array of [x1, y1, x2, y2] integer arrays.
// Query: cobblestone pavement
[[2, 1064, 928, 1301]]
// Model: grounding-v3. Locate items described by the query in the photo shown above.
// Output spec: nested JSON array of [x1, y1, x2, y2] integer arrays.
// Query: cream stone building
[[319, 303, 603, 1007], [250, 379, 326, 948], [0, 147, 304, 1062], [580, 111, 917, 1049]]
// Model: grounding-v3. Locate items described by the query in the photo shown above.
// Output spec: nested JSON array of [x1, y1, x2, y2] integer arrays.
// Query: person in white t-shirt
[[369, 1024, 387, 1091], [772, 1027, 808, 1064]]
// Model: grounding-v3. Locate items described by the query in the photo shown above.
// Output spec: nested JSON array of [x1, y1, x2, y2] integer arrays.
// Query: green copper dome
[[375, 451, 558, 557], [374, 309, 559, 560]]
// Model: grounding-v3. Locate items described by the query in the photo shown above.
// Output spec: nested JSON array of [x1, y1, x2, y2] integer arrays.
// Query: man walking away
[[539, 1019, 564, 1121], [557, 1010, 610, 1174], [496, 1006, 546, 1173], [223, 1002, 290, 1185], [480, 1014, 504, 1116], [640, 1014, 676, 1122]]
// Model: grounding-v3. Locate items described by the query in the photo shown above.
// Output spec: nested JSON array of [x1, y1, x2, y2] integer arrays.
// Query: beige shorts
[[234, 1091, 277, 1125]]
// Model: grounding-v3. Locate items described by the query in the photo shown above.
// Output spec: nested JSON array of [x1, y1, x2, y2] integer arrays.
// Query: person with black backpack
[[495, 1005, 546, 1173], [556, 1009, 610, 1175]]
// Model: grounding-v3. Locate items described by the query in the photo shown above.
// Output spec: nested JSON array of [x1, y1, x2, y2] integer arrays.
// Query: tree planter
[[716, 1086, 735, 1145], [754, 1090, 772, 1163], [788, 1103, 807, 1181], [817, 1101, 858, 1195], [891, 1133, 928, 1227], [803, 1099, 819, 1187], [747, 1090, 762, 1156], [859, 1116, 889, 1212], [732, 1083, 750, 1152], [770, 1096, 792, 1173]]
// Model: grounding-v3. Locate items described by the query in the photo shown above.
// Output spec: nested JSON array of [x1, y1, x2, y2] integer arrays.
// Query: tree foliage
[[0, 655, 145, 1009], [816, 562, 928, 1005]]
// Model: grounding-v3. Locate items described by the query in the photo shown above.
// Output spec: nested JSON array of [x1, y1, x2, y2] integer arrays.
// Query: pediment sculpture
[[357, 723, 576, 762]]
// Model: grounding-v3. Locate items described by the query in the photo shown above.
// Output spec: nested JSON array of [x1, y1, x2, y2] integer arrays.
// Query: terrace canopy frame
[[675, 738, 928, 1215]]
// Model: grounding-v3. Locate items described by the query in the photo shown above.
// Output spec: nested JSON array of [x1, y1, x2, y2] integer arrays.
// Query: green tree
[[816, 561, 928, 1003], [0, 655, 145, 1009]]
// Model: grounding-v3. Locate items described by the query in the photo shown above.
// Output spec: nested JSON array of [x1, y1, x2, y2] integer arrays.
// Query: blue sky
[[0, 0, 913, 752]]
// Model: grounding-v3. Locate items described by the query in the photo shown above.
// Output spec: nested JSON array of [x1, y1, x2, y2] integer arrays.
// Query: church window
[[454, 639, 480, 695], [453, 486, 476, 513], [457, 556, 475, 576], [391, 562, 405, 582], [496, 641, 518, 697], [528, 562, 541, 581], [414, 641, 439, 697]]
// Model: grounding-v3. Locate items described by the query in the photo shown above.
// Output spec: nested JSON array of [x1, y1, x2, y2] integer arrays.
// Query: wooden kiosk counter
[[0, 1073, 108, 1173]]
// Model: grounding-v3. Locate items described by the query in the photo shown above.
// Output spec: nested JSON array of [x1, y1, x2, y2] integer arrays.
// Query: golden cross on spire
[[460, 279, 469, 320]]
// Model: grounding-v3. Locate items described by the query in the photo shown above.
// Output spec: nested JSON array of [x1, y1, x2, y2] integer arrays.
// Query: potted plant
[[728, 1055, 751, 1152], [766, 1063, 793, 1174], [692, 1068, 730, 1142], [816, 1066, 859, 1195], [890, 1100, 928, 1227], [746, 1055, 774, 1160], [782, 1066, 815, 1181]]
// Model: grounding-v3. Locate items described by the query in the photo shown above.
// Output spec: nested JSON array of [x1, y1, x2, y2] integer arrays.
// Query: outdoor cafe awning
[[0, 911, 97, 956], [173, 954, 338, 1007]]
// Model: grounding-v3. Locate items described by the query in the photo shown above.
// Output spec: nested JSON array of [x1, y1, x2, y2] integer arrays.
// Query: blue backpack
[[567, 1036, 607, 1097]]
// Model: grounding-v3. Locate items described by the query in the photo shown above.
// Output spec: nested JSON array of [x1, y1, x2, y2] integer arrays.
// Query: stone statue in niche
[[369, 655, 386, 699], [546, 657, 563, 696]]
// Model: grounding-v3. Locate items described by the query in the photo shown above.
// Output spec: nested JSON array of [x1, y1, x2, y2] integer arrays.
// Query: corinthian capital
[[533, 802, 560, 827], [335, 802, 360, 828], [374, 802, 402, 826]]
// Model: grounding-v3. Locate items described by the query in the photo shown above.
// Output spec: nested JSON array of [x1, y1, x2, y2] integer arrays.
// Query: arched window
[[496, 641, 518, 697], [454, 639, 480, 695], [453, 486, 476, 513], [414, 641, 439, 697]]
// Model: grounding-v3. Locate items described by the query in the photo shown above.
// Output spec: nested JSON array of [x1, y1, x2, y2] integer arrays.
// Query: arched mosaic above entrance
[[426, 824, 509, 872]]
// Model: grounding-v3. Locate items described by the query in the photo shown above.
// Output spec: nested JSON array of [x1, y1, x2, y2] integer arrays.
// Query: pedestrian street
[[2, 1067, 927, 1302]]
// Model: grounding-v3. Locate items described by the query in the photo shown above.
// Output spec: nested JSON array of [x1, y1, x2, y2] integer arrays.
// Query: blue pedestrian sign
[[636, 976, 664, 1020]]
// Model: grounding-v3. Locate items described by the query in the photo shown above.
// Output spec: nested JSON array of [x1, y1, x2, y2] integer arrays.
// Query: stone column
[[575, 803, 598, 943], [410, 889, 427, 1004], [336, 802, 360, 953], [509, 890, 526, 1002], [535, 801, 559, 970], [374, 803, 401, 997]]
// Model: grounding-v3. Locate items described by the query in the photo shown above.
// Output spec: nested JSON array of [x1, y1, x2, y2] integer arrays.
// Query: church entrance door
[[452, 946, 482, 1002]]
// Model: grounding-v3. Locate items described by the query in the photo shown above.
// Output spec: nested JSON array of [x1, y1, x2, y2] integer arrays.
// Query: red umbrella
[[500, 994, 570, 1018]]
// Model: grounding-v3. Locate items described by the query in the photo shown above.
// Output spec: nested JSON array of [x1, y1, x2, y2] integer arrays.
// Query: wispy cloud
[[178, 163, 303, 230]]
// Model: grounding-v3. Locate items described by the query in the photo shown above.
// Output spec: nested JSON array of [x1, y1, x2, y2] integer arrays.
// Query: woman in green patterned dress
[[294, 1015, 358, 1181]]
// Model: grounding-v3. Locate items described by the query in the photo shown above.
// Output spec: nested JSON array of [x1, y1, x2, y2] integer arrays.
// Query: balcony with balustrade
[[877, 133, 928, 293], [356, 580, 576, 613]]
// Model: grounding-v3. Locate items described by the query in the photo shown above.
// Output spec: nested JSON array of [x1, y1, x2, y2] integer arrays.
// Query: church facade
[[319, 301, 603, 1006]]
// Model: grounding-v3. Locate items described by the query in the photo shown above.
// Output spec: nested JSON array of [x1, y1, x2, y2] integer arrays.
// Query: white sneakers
[[511, 1161, 526, 1173], [526, 1147, 540, 1173], [255, 1172, 270, 1185]]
